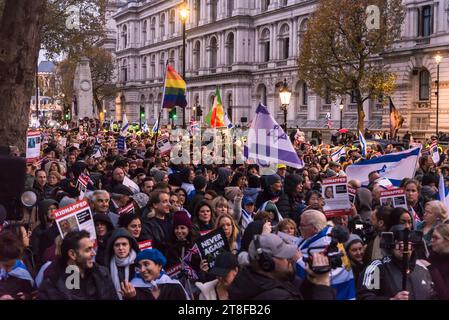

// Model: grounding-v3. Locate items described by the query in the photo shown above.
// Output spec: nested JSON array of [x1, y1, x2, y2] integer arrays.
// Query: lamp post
[[435, 54, 442, 136], [180, 3, 189, 129], [339, 102, 344, 129], [192, 105, 196, 122], [279, 79, 292, 133]]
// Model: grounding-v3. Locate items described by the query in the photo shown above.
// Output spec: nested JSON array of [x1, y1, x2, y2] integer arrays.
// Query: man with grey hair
[[90, 190, 119, 228], [296, 209, 356, 300]]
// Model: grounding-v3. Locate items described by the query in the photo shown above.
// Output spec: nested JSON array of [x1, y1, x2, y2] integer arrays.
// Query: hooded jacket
[[105, 228, 140, 266], [355, 188, 372, 221], [228, 266, 336, 300], [277, 174, 303, 219], [93, 214, 115, 266]]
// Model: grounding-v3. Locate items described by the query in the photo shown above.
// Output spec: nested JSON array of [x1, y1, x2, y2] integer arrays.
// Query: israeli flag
[[331, 145, 346, 162], [438, 174, 449, 211], [0, 260, 34, 287], [244, 104, 304, 171], [152, 119, 159, 134], [224, 112, 233, 129], [109, 117, 114, 131], [120, 113, 129, 136], [92, 138, 103, 158], [359, 130, 367, 157], [431, 144, 440, 165], [142, 122, 149, 133], [346, 146, 421, 187]]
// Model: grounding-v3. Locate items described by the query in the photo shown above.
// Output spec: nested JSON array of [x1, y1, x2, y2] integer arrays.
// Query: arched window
[[226, 33, 235, 65], [169, 10, 175, 36], [228, 0, 234, 17], [160, 52, 166, 78], [280, 0, 288, 6], [150, 55, 156, 78], [142, 57, 147, 80], [195, 0, 201, 26], [150, 17, 156, 40], [298, 19, 308, 49], [419, 69, 430, 101], [122, 59, 128, 82], [211, 0, 217, 22], [210, 37, 218, 69], [169, 50, 175, 66], [193, 41, 201, 71], [122, 25, 128, 48], [149, 94, 155, 118], [142, 20, 147, 44], [261, 0, 270, 12], [279, 24, 290, 60], [260, 28, 270, 62], [160, 13, 166, 38], [257, 84, 267, 105]]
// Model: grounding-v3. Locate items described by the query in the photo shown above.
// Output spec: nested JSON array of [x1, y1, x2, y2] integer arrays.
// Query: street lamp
[[279, 79, 291, 132], [192, 105, 196, 121], [339, 101, 344, 129], [435, 54, 442, 136], [179, 2, 189, 129]]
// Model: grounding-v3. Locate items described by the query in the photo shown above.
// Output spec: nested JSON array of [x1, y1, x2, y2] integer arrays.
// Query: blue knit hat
[[136, 249, 167, 266]]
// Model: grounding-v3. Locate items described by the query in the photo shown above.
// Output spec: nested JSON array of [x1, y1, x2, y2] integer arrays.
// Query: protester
[[214, 214, 240, 254], [93, 214, 114, 266], [416, 201, 448, 247], [344, 234, 367, 283], [192, 200, 215, 235], [428, 223, 449, 299]]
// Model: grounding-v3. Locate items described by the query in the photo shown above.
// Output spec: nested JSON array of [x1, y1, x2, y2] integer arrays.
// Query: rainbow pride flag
[[162, 65, 187, 109]]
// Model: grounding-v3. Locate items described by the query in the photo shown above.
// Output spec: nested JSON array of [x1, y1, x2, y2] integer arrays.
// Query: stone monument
[[73, 57, 96, 120]]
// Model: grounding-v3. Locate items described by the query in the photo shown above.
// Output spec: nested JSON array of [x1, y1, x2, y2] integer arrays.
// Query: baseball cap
[[248, 233, 297, 261], [209, 252, 239, 277], [277, 164, 287, 170], [242, 195, 255, 206]]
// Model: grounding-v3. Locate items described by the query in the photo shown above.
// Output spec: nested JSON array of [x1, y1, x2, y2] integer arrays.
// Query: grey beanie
[[153, 170, 167, 183], [59, 196, 77, 208], [131, 192, 150, 209], [344, 233, 364, 252], [266, 174, 282, 187]]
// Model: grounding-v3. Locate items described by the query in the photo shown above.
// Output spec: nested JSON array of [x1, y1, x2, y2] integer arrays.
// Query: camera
[[380, 229, 423, 250], [348, 217, 376, 243]]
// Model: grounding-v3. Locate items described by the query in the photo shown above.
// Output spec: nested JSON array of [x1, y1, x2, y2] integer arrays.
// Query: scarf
[[110, 249, 137, 300], [0, 260, 34, 288], [131, 271, 190, 300]]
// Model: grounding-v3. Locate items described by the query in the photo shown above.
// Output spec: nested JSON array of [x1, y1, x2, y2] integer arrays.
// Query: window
[[226, 33, 234, 65], [302, 83, 308, 105], [279, 24, 290, 60], [169, 10, 175, 36], [419, 69, 430, 101], [122, 59, 128, 82], [169, 50, 175, 66], [193, 41, 201, 71], [257, 84, 267, 105], [122, 25, 128, 48], [160, 52, 166, 77], [160, 13, 166, 37], [350, 90, 357, 104], [262, 0, 270, 12], [324, 88, 332, 105], [228, 0, 234, 17], [260, 28, 270, 62], [421, 6, 433, 37], [210, 37, 218, 68], [227, 93, 233, 122], [151, 18, 156, 40], [211, 0, 217, 22], [142, 20, 147, 44], [150, 55, 156, 78], [142, 57, 147, 80], [280, 0, 288, 6], [195, 0, 201, 26]]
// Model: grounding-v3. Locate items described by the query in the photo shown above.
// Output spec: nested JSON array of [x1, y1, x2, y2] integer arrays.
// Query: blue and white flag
[[244, 104, 303, 171], [152, 119, 159, 134], [296, 226, 356, 300], [109, 117, 114, 131], [142, 122, 149, 133], [359, 130, 367, 157], [120, 113, 129, 136], [438, 174, 449, 211], [0, 260, 34, 287], [224, 112, 233, 129], [431, 143, 440, 165], [117, 136, 127, 153], [331, 145, 346, 162], [346, 147, 421, 187], [92, 138, 102, 158]]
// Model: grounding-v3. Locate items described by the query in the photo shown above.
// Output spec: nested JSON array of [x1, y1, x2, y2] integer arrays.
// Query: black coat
[[0, 274, 34, 300], [141, 214, 173, 252], [228, 266, 336, 300], [428, 252, 449, 300], [357, 256, 435, 300], [38, 263, 118, 300], [125, 283, 187, 300]]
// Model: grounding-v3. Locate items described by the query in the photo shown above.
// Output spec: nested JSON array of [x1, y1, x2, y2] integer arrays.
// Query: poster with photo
[[322, 177, 351, 218], [380, 188, 408, 209], [26, 131, 41, 163], [348, 187, 357, 204]]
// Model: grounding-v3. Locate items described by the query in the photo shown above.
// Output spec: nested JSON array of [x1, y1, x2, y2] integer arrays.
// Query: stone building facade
[[109, 0, 449, 139]]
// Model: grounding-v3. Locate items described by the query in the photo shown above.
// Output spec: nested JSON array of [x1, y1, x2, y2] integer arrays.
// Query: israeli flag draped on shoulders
[[0, 259, 34, 288], [346, 146, 421, 187], [241, 208, 254, 230], [131, 271, 190, 300], [295, 225, 355, 300], [358, 131, 367, 157], [244, 104, 303, 170]]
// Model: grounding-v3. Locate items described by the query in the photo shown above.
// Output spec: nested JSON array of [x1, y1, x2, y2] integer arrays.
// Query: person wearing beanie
[[188, 175, 208, 213], [121, 249, 188, 300], [344, 234, 366, 283], [244, 174, 261, 205], [255, 174, 283, 212], [152, 170, 168, 184]]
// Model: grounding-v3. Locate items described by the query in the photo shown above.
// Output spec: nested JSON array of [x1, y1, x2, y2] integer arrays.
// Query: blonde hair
[[275, 218, 298, 236], [425, 200, 448, 223], [434, 223, 449, 242], [212, 196, 229, 211], [214, 214, 239, 250]]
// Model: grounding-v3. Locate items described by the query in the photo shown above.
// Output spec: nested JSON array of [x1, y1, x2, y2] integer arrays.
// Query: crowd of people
[[0, 120, 448, 300]]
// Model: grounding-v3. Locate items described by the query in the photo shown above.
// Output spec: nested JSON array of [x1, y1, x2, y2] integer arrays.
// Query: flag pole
[[388, 96, 392, 141], [152, 60, 169, 158]]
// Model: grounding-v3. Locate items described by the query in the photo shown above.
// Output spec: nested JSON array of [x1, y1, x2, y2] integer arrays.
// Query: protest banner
[[53, 200, 96, 245], [380, 188, 408, 209], [157, 133, 172, 156], [26, 131, 41, 163], [348, 186, 356, 204], [117, 136, 126, 153], [194, 228, 229, 268], [138, 240, 153, 251], [322, 176, 351, 218]]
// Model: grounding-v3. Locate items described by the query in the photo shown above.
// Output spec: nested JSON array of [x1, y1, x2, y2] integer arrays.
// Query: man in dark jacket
[[141, 191, 173, 252], [255, 174, 283, 210], [38, 230, 118, 300], [229, 233, 336, 300], [357, 225, 435, 300]]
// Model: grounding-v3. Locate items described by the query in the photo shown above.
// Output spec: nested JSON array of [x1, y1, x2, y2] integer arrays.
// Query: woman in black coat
[[276, 174, 304, 221], [428, 223, 449, 299]]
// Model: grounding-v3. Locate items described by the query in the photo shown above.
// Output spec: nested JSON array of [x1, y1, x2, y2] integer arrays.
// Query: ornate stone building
[[109, 0, 449, 139]]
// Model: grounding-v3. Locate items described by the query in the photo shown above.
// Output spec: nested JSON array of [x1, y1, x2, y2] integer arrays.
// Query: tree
[[298, 0, 405, 133], [0, 0, 107, 151], [0, 0, 47, 152]]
